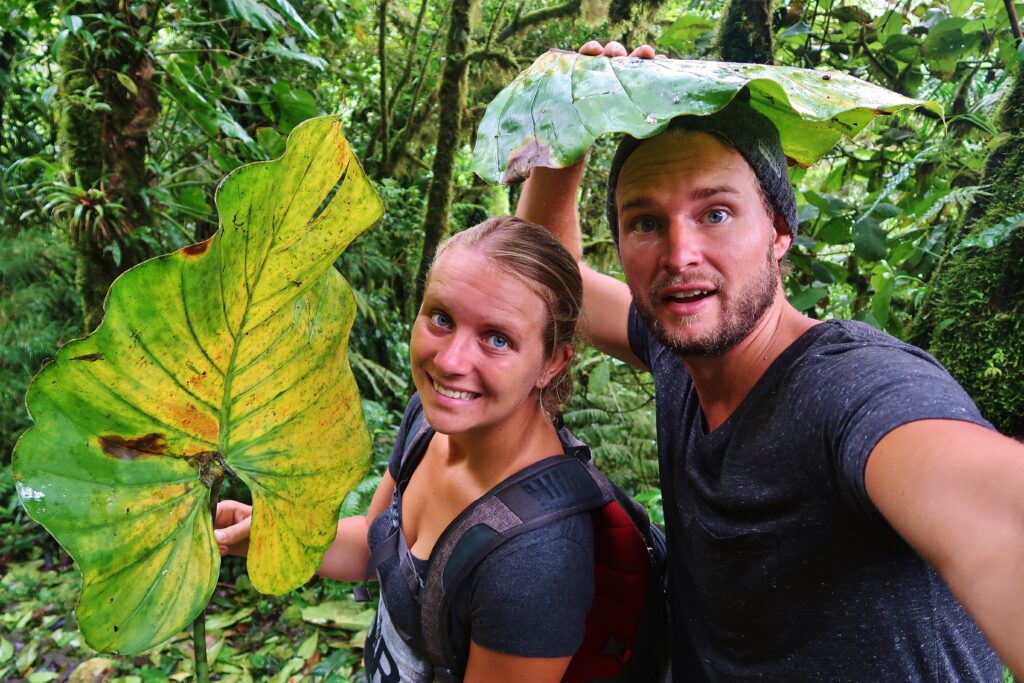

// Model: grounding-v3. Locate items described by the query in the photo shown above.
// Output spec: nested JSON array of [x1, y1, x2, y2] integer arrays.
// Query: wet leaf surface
[[472, 50, 942, 183]]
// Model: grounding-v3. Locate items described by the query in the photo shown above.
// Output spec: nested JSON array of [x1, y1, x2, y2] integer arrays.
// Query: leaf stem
[[192, 611, 209, 682], [193, 483, 222, 683]]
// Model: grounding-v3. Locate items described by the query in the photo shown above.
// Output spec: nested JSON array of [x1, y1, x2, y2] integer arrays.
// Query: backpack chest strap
[[420, 455, 610, 672]]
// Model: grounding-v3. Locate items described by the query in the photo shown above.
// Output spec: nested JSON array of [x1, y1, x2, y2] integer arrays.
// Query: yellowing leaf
[[0, 638, 13, 664], [68, 658, 115, 683], [12, 116, 383, 655], [300, 600, 376, 629]]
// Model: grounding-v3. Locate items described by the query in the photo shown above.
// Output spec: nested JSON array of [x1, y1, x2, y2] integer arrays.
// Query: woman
[[215, 216, 593, 682]]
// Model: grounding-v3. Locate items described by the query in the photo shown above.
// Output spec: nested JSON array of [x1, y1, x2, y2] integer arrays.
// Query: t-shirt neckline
[[694, 320, 836, 444]]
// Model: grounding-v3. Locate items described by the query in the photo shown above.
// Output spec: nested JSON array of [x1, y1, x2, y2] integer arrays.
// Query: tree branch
[[496, 0, 581, 43], [378, 0, 390, 172], [465, 49, 518, 70], [1004, 0, 1023, 46], [387, 7, 447, 175], [386, 0, 430, 117], [484, 0, 510, 51]]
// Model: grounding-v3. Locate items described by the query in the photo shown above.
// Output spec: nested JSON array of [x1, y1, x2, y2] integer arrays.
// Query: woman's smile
[[431, 378, 479, 401]]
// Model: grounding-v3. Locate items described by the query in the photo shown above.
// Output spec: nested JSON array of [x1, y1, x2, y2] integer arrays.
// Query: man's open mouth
[[665, 289, 716, 304]]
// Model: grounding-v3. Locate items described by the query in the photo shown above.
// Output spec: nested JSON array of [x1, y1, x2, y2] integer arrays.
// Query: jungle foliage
[[1, 0, 1023, 680]]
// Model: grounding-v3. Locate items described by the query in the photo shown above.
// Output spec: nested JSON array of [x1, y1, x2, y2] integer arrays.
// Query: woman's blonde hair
[[429, 216, 583, 420]]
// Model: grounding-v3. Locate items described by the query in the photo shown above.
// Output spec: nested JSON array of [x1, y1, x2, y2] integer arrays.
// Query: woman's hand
[[214, 500, 252, 557]]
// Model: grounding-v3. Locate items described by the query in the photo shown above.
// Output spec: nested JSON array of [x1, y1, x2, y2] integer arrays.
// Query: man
[[516, 40, 1024, 681]]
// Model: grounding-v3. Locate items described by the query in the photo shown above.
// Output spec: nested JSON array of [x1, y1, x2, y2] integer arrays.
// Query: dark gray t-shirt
[[628, 311, 1001, 682], [362, 395, 594, 682]]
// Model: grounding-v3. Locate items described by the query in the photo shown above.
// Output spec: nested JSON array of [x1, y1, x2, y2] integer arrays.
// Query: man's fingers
[[629, 44, 656, 59], [603, 41, 627, 57], [579, 41, 660, 60]]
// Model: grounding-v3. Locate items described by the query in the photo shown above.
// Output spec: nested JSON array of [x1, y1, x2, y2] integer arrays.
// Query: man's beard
[[632, 243, 779, 358]]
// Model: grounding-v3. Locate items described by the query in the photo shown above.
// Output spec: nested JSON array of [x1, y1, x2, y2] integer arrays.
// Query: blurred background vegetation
[[1, 0, 1022, 679]]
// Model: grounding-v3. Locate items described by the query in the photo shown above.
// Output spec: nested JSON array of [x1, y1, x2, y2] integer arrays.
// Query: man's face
[[615, 130, 791, 357]]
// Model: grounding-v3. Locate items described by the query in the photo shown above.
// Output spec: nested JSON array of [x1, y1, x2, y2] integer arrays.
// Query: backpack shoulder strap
[[561, 426, 666, 576], [420, 452, 613, 678], [394, 393, 433, 488], [354, 395, 434, 602]]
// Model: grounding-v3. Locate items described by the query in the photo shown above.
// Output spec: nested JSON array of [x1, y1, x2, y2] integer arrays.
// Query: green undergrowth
[[0, 522, 376, 683]]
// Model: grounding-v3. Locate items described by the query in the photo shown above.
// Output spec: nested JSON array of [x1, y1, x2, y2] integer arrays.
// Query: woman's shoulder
[[461, 511, 595, 657], [477, 511, 594, 576]]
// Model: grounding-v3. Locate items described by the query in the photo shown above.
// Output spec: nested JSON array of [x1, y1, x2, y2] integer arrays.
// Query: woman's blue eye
[[633, 217, 658, 233], [488, 334, 509, 349], [430, 312, 451, 327], [706, 209, 729, 224]]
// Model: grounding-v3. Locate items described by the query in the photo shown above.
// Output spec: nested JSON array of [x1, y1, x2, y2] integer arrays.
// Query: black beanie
[[605, 95, 798, 247]]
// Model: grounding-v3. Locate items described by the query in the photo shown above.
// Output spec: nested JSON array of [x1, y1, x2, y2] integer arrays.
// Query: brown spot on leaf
[[72, 353, 104, 362], [99, 433, 168, 460], [822, 74, 831, 80], [501, 137, 556, 184], [181, 238, 212, 256]]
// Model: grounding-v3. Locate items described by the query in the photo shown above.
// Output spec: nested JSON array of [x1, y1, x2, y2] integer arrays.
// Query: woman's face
[[410, 247, 568, 437]]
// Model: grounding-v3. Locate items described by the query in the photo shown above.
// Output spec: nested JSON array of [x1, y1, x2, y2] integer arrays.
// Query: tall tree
[[718, 0, 774, 63], [412, 0, 473, 309], [56, 0, 160, 330], [911, 63, 1024, 438]]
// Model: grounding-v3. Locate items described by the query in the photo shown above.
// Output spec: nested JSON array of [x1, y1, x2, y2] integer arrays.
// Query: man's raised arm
[[516, 162, 640, 367], [515, 40, 653, 368]]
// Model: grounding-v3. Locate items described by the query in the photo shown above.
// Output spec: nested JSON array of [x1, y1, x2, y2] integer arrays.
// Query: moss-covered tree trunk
[[411, 0, 472, 312], [911, 64, 1024, 438], [0, 28, 15, 145], [717, 0, 774, 64], [58, 0, 159, 331]]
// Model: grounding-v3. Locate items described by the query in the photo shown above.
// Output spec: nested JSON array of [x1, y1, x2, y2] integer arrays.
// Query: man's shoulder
[[794, 319, 942, 370], [783, 319, 980, 421]]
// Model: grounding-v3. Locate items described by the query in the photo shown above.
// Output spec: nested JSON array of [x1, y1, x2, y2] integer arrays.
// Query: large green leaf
[[12, 116, 383, 655], [472, 50, 942, 184]]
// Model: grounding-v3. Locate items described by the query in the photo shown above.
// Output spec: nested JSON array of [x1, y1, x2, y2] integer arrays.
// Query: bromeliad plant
[[471, 50, 942, 183], [11, 116, 383, 673]]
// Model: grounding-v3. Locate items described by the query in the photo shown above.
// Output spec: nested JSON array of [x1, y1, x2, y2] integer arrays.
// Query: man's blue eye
[[634, 217, 658, 233], [706, 209, 729, 224], [488, 334, 509, 349], [430, 312, 451, 327]]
